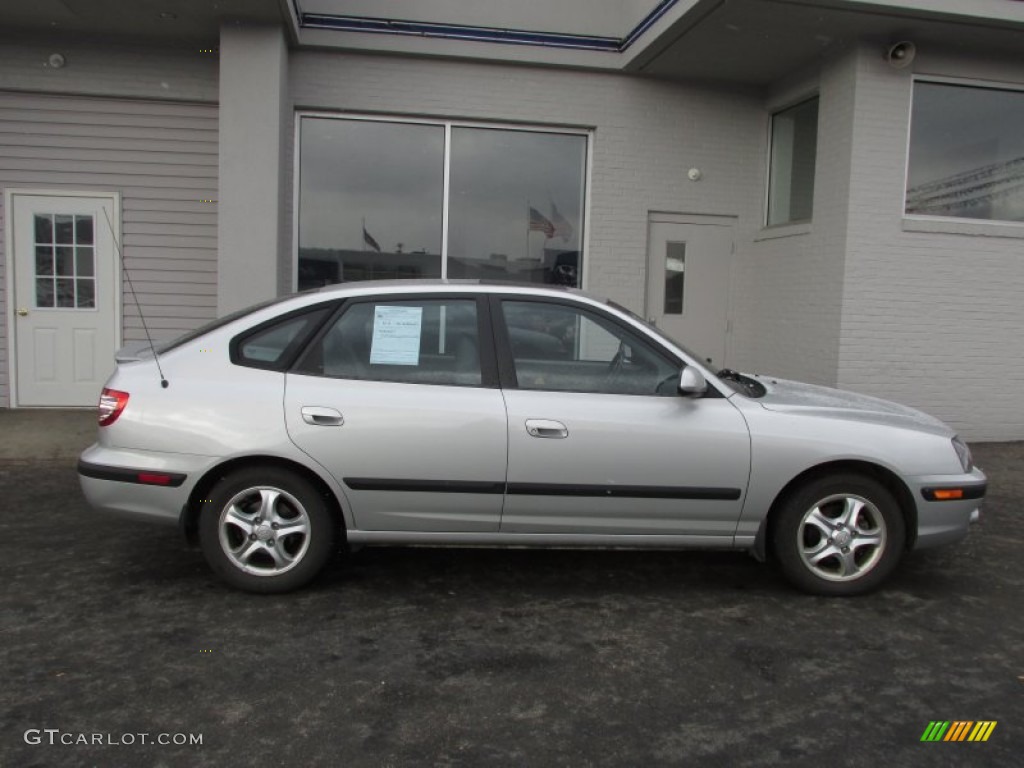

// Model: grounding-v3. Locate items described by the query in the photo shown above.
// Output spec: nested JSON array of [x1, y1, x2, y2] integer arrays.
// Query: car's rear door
[[284, 294, 507, 532], [493, 295, 750, 538]]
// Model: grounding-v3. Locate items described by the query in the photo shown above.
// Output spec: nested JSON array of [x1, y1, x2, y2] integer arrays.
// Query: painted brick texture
[[729, 55, 858, 387], [839, 47, 1024, 440]]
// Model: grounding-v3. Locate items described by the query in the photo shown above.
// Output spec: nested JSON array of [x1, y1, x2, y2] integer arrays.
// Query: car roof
[[311, 278, 606, 304], [316, 278, 570, 294]]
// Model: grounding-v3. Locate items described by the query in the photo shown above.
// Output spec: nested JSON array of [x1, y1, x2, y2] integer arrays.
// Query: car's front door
[[284, 295, 507, 532], [494, 297, 750, 537]]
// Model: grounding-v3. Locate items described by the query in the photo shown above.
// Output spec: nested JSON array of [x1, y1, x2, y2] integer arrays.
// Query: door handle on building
[[301, 406, 344, 426], [16, 308, 28, 316], [525, 419, 568, 439]]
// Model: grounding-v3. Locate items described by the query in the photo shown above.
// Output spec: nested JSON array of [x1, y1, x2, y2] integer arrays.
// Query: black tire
[[772, 473, 906, 596], [198, 466, 338, 594]]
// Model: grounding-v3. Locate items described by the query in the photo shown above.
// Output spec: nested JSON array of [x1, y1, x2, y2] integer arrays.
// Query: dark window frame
[[295, 113, 590, 290], [487, 294, 718, 397], [766, 96, 819, 227], [289, 293, 501, 389], [229, 302, 338, 372], [905, 78, 1024, 223]]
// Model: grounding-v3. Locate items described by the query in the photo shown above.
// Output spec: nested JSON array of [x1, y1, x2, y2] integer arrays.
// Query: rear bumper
[[908, 467, 987, 550], [77, 443, 215, 526]]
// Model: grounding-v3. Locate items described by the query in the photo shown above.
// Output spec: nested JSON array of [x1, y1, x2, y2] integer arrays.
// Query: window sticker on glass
[[370, 306, 423, 366]]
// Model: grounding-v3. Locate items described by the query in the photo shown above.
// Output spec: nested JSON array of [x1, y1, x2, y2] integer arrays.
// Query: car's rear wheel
[[199, 466, 337, 593], [772, 473, 906, 596]]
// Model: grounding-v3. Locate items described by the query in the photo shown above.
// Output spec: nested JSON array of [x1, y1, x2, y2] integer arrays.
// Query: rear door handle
[[301, 406, 344, 426], [525, 419, 568, 439]]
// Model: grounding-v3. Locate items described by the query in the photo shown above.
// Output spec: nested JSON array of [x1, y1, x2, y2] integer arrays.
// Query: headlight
[[952, 436, 973, 472]]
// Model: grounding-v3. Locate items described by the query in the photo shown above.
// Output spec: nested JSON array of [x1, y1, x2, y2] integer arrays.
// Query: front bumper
[[908, 466, 988, 550], [78, 443, 215, 526]]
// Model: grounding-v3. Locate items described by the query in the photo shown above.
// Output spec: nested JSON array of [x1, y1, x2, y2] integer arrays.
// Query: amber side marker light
[[932, 489, 965, 501]]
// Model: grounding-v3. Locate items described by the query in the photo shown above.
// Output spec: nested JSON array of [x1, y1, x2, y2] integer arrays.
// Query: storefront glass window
[[297, 117, 587, 289], [767, 97, 818, 226], [906, 82, 1024, 222]]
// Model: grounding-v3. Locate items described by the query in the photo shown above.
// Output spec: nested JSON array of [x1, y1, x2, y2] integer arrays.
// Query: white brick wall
[[838, 46, 1024, 440], [728, 53, 858, 387]]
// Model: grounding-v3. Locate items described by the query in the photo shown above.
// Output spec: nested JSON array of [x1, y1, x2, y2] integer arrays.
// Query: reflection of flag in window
[[363, 226, 381, 252], [550, 203, 573, 242], [528, 206, 555, 238]]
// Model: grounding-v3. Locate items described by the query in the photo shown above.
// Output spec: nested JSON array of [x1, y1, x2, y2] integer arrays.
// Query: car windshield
[[605, 300, 767, 398], [605, 301, 707, 363]]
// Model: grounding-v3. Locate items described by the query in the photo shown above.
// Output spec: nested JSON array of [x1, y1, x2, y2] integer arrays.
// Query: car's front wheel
[[772, 474, 906, 596], [199, 466, 337, 593]]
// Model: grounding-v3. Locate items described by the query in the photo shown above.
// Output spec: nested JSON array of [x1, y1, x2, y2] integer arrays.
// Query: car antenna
[[102, 208, 169, 389]]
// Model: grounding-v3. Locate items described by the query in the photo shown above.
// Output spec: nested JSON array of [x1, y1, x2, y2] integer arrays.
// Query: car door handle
[[525, 419, 568, 439], [301, 406, 344, 426]]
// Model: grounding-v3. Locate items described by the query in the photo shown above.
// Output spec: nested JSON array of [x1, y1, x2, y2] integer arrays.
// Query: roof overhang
[[1, 1, 1023, 86], [287, 0, 1024, 85]]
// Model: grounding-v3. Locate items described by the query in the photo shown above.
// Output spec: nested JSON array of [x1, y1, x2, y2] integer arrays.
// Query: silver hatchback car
[[79, 281, 986, 595]]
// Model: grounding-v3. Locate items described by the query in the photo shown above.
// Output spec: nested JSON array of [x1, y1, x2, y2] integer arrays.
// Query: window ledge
[[902, 216, 1024, 239], [754, 222, 812, 241]]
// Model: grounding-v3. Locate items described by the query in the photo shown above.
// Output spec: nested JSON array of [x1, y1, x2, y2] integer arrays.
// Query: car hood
[[748, 375, 953, 437]]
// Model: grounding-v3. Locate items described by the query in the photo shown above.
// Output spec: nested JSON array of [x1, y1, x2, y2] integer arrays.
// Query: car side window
[[233, 307, 331, 369], [295, 299, 482, 387], [501, 300, 678, 396]]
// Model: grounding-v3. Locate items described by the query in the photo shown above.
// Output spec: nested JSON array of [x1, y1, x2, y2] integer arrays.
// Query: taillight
[[98, 388, 130, 426]]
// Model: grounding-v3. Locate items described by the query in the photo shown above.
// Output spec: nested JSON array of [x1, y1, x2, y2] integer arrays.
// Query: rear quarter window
[[230, 305, 333, 370]]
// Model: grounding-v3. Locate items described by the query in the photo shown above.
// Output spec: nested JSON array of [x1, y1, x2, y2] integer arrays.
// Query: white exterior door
[[9, 192, 119, 406], [646, 215, 734, 367]]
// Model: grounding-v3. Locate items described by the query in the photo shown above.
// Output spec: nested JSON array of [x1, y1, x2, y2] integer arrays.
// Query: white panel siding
[[0, 91, 218, 406]]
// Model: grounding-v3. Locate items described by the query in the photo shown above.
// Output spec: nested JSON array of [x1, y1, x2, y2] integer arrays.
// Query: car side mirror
[[679, 367, 707, 397]]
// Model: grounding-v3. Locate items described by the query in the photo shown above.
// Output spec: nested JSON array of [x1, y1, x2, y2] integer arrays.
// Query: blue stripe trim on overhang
[[296, 0, 679, 53], [621, 0, 678, 50]]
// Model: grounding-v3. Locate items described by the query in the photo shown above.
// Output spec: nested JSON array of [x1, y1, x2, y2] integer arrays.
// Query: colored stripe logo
[[921, 721, 997, 742]]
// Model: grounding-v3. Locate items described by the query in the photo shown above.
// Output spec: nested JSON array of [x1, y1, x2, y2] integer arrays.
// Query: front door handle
[[301, 406, 344, 426], [525, 419, 568, 439]]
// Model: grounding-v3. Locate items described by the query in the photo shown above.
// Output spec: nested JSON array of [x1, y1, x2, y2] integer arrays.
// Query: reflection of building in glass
[[906, 155, 1024, 221], [298, 249, 442, 289], [299, 246, 579, 290], [447, 246, 578, 285]]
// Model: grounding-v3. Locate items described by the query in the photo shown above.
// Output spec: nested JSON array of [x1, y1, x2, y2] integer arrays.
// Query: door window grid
[[34, 214, 96, 309]]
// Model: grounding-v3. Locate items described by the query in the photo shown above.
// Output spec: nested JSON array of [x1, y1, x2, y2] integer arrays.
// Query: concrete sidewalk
[[0, 408, 97, 462]]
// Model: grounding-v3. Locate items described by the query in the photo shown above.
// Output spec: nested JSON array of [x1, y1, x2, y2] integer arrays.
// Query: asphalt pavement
[[1, 410, 1022, 767]]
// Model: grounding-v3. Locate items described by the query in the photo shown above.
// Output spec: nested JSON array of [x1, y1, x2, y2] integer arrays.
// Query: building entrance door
[[9, 191, 119, 406], [645, 213, 734, 367]]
